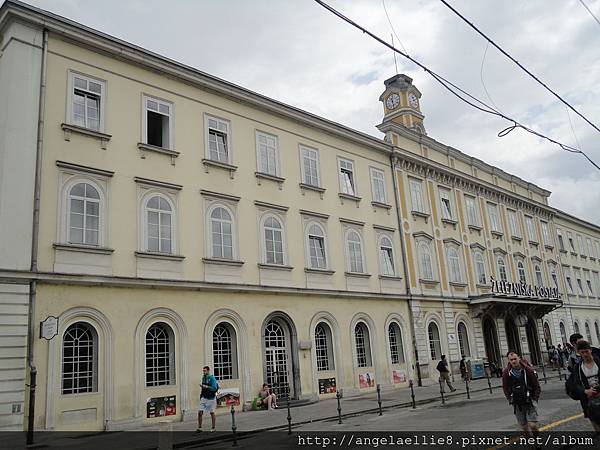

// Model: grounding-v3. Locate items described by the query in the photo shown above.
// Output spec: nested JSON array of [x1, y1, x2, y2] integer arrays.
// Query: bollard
[[287, 398, 292, 435], [26, 367, 36, 446], [557, 365, 562, 381], [409, 379, 416, 409], [465, 378, 470, 400], [439, 379, 445, 405], [336, 390, 343, 424], [541, 364, 547, 384], [486, 368, 493, 394], [376, 384, 383, 416], [231, 404, 238, 447]]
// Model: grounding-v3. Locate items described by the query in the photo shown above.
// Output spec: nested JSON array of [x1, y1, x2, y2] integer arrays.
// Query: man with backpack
[[436, 355, 456, 393], [197, 365, 219, 432], [502, 350, 541, 436], [565, 340, 600, 432]]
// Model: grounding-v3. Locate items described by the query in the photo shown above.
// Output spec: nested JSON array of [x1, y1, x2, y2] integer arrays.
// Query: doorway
[[505, 317, 521, 355], [526, 318, 542, 366], [262, 315, 298, 400], [482, 317, 500, 366]]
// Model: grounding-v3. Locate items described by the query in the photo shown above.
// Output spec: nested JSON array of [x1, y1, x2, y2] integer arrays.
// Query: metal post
[[439, 379, 445, 405], [541, 364, 547, 384], [336, 390, 342, 424], [557, 365, 562, 381], [465, 378, 470, 400], [286, 398, 292, 435], [230, 404, 238, 447], [376, 384, 382, 416], [409, 379, 416, 409], [486, 367, 493, 394], [26, 367, 36, 446]]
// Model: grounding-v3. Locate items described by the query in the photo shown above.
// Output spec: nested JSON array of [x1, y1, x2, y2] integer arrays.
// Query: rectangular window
[[575, 270, 584, 295], [69, 72, 105, 131], [256, 131, 279, 176], [541, 221, 551, 246], [464, 195, 480, 226], [585, 272, 594, 296], [143, 96, 172, 149], [339, 158, 356, 196], [587, 238, 595, 258], [567, 232, 576, 252], [565, 273, 574, 294], [596, 242, 600, 260], [309, 236, 326, 269], [487, 203, 502, 233], [439, 188, 453, 220], [206, 115, 230, 163], [557, 228, 565, 251], [578, 235, 586, 256], [370, 168, 387, 204], [300, 146, 320, 187], [593, 272, 600, 296], [409, 178, 426, 213], [525, 216, 537, 243], [508, 210, 521, 238]]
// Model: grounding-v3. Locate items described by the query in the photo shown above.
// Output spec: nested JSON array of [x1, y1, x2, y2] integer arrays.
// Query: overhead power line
[[312, 0, 600, 171], [438, 0, 600, 137], [578, 0, 600, 29]]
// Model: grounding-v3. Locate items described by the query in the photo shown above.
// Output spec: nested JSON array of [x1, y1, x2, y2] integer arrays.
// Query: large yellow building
[[1, 0, 599, 432]]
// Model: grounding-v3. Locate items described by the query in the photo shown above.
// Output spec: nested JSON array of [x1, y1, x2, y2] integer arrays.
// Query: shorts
[[199, 397, 217, 413], [514, 403, 538, 426]]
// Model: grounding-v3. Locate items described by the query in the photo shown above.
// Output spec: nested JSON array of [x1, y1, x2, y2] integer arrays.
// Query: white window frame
[[207, 203, 237, 260], [487, 203, 502, 233], [141, 192, 176, 254], [61, 321, 98, 394], [593, 272, 600, 297], [556, 228, 565, 251], [354, 322, 373, 368], [585, 271, 594, 296], [508, 210, 521, 238], [67, 71, 106, 132], [305, 221, 328, 270], [205, 114, 232, 164], [439, 187, 454, 221], [299, 145, 321, 187], [145, 322, 175, 387], [142, 94, 173, 149], [525, 216, 537, 243], [338, 157, 357, 196], [370, 167, 387, 204], [464, 195, 480, 227], [517, 260, 527, 283], [260, 212, 287, 266], [315, 322, 335, 371], [446, 246, 462, 283], [345, 228, 365, 273], [427, 321, 442, 361], [378, 234, 396, 276], [587, 238, 595, 259], [541, 221, 551, 246], [578, 235, 586, 256], [564, 267, 574, 294], [567, 232, 576, 252], [418, 240, 434, 280], [534, 264, 543, 286], [255, 130, 280, 176], [575, 269, 585, 295], [388, 322, 406, 365], [473, 251, 487, 285], [497, 256, 508, 282], [213, 322, 239, 380], [409, 177, 426, 214]]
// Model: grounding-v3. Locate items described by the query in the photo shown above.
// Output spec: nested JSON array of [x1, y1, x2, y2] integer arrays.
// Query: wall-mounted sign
[[40, 316, 58, 340], [359, 372, 375, 389], [146, 395, 176, 418], [490, 276, 561, 300], [392, 369, 406, 384], [217, 388, 240, 407], [447, 333, 457, 344], [318, 377, 337, 394]]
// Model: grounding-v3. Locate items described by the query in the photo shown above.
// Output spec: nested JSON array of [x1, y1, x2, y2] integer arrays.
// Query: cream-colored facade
[[2, 0, 600, 433]]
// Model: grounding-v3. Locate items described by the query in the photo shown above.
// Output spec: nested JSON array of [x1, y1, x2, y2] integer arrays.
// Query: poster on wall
[[359, 372, 375, 388], [392, 369, 406, 384], [318, 377, 337, 394], [146, 395, 176, 418], [217, 388, 240, 407]]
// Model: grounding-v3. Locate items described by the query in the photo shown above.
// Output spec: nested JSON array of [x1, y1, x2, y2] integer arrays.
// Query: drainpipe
[[390, 149, 422, 386], [27, 27, 48, 441]]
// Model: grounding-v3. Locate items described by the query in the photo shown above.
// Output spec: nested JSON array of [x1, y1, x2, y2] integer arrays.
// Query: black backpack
[[509, 372, 530, 405]]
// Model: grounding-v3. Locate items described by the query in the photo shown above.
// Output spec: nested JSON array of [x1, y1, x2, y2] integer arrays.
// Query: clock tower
[[378, 74, 426, 135]]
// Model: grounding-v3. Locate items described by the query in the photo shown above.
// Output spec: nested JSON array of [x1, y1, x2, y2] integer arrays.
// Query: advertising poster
[[216, 388, 240, 407], [318, 377, 337, 394], [359, 372, 375, 388], [146, 395, 176, 418], [392, 369, 406, 384]]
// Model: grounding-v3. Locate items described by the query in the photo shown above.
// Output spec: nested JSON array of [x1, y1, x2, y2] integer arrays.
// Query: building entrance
[[482, 317, 500, 366], [526, 318, 542, 366], [264, 318, 294, 400], [505, 317, 521, 355]]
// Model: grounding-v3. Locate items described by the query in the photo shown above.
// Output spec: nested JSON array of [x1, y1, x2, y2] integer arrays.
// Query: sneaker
[[195, 428, 202, 433], [450, 388, 457, 392], [210, 428, 216, 433]]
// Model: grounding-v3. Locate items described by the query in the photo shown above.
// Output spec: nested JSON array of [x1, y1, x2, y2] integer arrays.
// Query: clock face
[[408, 93, 419, 108], [385, 93, 400, 110]]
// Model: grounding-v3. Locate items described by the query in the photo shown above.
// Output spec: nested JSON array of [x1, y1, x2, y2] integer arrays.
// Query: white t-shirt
[[581, 361, 599, 389]]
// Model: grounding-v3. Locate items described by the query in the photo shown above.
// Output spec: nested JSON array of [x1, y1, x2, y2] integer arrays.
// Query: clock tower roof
[[379, 73, 426, 135]]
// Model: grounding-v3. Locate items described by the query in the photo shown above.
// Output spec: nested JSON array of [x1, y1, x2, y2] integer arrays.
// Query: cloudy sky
[[11, 0, 600, 223]]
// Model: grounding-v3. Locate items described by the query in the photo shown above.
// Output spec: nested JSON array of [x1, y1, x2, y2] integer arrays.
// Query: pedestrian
[[436, 355, 456, 392], [502, 350, 541, 438], [459, 355, 469, 381], [197, 365, 219, 433], [549, 345, 559, 370], [565, 340, 600, 432], [568, 333, 600, 373], [557, 344, 564, 368]]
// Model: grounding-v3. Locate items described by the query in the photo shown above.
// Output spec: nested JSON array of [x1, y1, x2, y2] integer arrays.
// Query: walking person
[[502, 350, 541, 438], [557, 344, 564, 368], [197, 366, 219, 432], [459, 355, 469, 381], [437, 355, 456, 392], [566, 340, 600, 432]]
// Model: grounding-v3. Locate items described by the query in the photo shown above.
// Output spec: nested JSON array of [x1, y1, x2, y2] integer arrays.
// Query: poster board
[[318, 377, 337, 394], [359, 372, 375, 388], [216, 388, 240, 407], [146, 395, 176, 418]]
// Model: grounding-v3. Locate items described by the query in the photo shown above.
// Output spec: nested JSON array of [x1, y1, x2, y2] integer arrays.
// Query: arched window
[[388, 322, 405, 364], [211, 206, 233, 259], [145, 322, 174, 386], [263, 215, 284, 265], [315, 322, 335, 371], [457, 322, 471, 357], [474, 252, 486, 285], [534, 265, 543, 286], [517, 261, 526, 283], [213, 322, 238, 379], [543, 322, 552, 346], [585, 322, 593, 343], [354, 322, 372, 367], [68, 182, 100, 245], [346, 230, 364, 273], [62, 322, 97, 394], [574, 321, 580, 334], [428, 322, 441, 360], [447, 247, 461, 283], [560, 322, 567, 345], [145, 195, 172, 253], [595, 322, 600, 346], [379, 236, 395, 276], [497, 256, 507, 281], [419, 242, 434, 280], [307, 223, 327, 269]]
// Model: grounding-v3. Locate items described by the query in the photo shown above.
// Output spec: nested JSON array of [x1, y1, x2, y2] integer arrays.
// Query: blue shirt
[[201, 373, 218, 400]]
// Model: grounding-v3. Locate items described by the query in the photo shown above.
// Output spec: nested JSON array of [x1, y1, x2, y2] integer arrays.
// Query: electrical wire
[[313, 0, 600, 171], [578, 0, 600, 29], [438, 0, 600, 137], [480, 41, 504, 115], [382, 0, 409, 55]]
